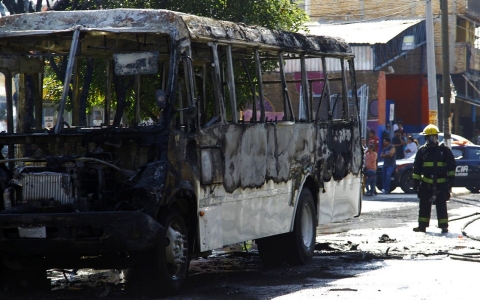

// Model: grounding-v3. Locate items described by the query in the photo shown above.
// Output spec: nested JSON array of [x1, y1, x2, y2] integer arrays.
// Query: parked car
[[376, 143, 480, 193], [410, 132, 473, 146]]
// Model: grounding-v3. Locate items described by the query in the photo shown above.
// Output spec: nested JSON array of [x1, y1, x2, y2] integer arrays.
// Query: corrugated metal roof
[[305, 18, 424, 44], [282, 45, 372, 73]]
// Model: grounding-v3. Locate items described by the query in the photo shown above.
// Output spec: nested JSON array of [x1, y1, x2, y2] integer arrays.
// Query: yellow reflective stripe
[[419, 217, 430, 222], [448, 171, 455, 176], [421, 177, 447, 184], [413, 174, 421, 179], [438, 218, 449, 224], [423, 162, 447, 167]]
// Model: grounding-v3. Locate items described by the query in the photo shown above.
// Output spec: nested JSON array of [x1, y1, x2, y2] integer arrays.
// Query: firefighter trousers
[[417, 184, 449, 229]]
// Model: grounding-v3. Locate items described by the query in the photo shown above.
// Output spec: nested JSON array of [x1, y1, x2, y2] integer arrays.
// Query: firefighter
[[412, 124, 456, 233]]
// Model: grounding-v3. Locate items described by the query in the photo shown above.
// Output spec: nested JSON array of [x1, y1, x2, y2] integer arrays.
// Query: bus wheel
[[127, 210, 189, 295], [160, 210, 189, 292], [256, 233, 289, 267], [289, 188, 316, 265]]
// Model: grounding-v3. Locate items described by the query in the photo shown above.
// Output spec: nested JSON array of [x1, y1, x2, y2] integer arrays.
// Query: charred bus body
[[0, 9, 362, 293]]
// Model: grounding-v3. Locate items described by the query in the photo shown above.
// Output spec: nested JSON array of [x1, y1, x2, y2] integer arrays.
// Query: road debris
[[378, 234, 397, 243]]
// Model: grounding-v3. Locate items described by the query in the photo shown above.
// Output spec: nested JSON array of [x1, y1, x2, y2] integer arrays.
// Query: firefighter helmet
[[422, 124, 440, 135]]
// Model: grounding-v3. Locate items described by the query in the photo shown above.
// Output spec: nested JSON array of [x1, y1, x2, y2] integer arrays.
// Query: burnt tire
[[288, 188, 316, 265], [256, 233, 290, 267], [127, 210, 189, 295], [400, 170, 415, 194]]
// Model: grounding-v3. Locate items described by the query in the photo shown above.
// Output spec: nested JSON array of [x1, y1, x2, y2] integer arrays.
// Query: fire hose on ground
[[447, 212, 480, 262]]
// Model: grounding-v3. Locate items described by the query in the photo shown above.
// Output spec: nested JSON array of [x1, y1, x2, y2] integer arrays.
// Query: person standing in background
[[405, 136, 418, 159], [395, 119, 405, 134], [392, 130, 405, 159], [368, 130, 379, 154], [380, 137, 396, 194], [361, 138, 367, 194], [382, 124, 391, 140], [364, 144, 378, 196]]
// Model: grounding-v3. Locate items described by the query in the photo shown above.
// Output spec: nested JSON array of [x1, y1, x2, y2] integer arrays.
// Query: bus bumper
[[0, 211, 163, 255]]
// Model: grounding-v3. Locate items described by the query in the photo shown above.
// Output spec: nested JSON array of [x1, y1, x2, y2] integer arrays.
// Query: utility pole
[[440, 0, 451, 147], [426, 0, 437, 126]]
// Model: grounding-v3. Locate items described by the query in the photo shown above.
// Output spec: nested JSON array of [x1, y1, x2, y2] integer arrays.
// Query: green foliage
[[157, 0, 308, 32], [43, 58, 107, 114]]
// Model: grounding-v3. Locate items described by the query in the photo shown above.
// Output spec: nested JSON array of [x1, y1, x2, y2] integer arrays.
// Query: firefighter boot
[[413, 227, 426, 233], [441, 228, 448, 234]]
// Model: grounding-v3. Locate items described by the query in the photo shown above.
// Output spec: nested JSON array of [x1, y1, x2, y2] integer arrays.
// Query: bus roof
[[0, 9, 352, 57]]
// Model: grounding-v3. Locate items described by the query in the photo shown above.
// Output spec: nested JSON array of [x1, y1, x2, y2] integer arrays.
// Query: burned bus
[[0, 9, 362, 293]]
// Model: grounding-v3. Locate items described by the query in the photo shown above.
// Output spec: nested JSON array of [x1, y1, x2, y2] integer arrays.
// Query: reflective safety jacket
[[413, 143, 456, 186]]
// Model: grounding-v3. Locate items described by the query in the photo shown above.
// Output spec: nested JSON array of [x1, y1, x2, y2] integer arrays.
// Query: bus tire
[[289, 188, 316, 265], [256, 233, 289, 267], [127, 210, 189, 295]]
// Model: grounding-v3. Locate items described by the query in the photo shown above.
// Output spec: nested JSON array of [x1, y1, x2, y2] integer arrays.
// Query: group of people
[[382, 120, 419, 160], [362, 134, 398, 196], [363, 123, 455, 234], [362, 120, 420, 196]]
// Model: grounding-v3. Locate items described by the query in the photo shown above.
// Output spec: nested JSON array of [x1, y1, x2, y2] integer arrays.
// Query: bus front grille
[[19, 172, 74, 205]]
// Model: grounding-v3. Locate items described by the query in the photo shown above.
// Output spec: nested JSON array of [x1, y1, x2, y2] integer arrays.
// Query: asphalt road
[[2, 188, 480, 300]]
